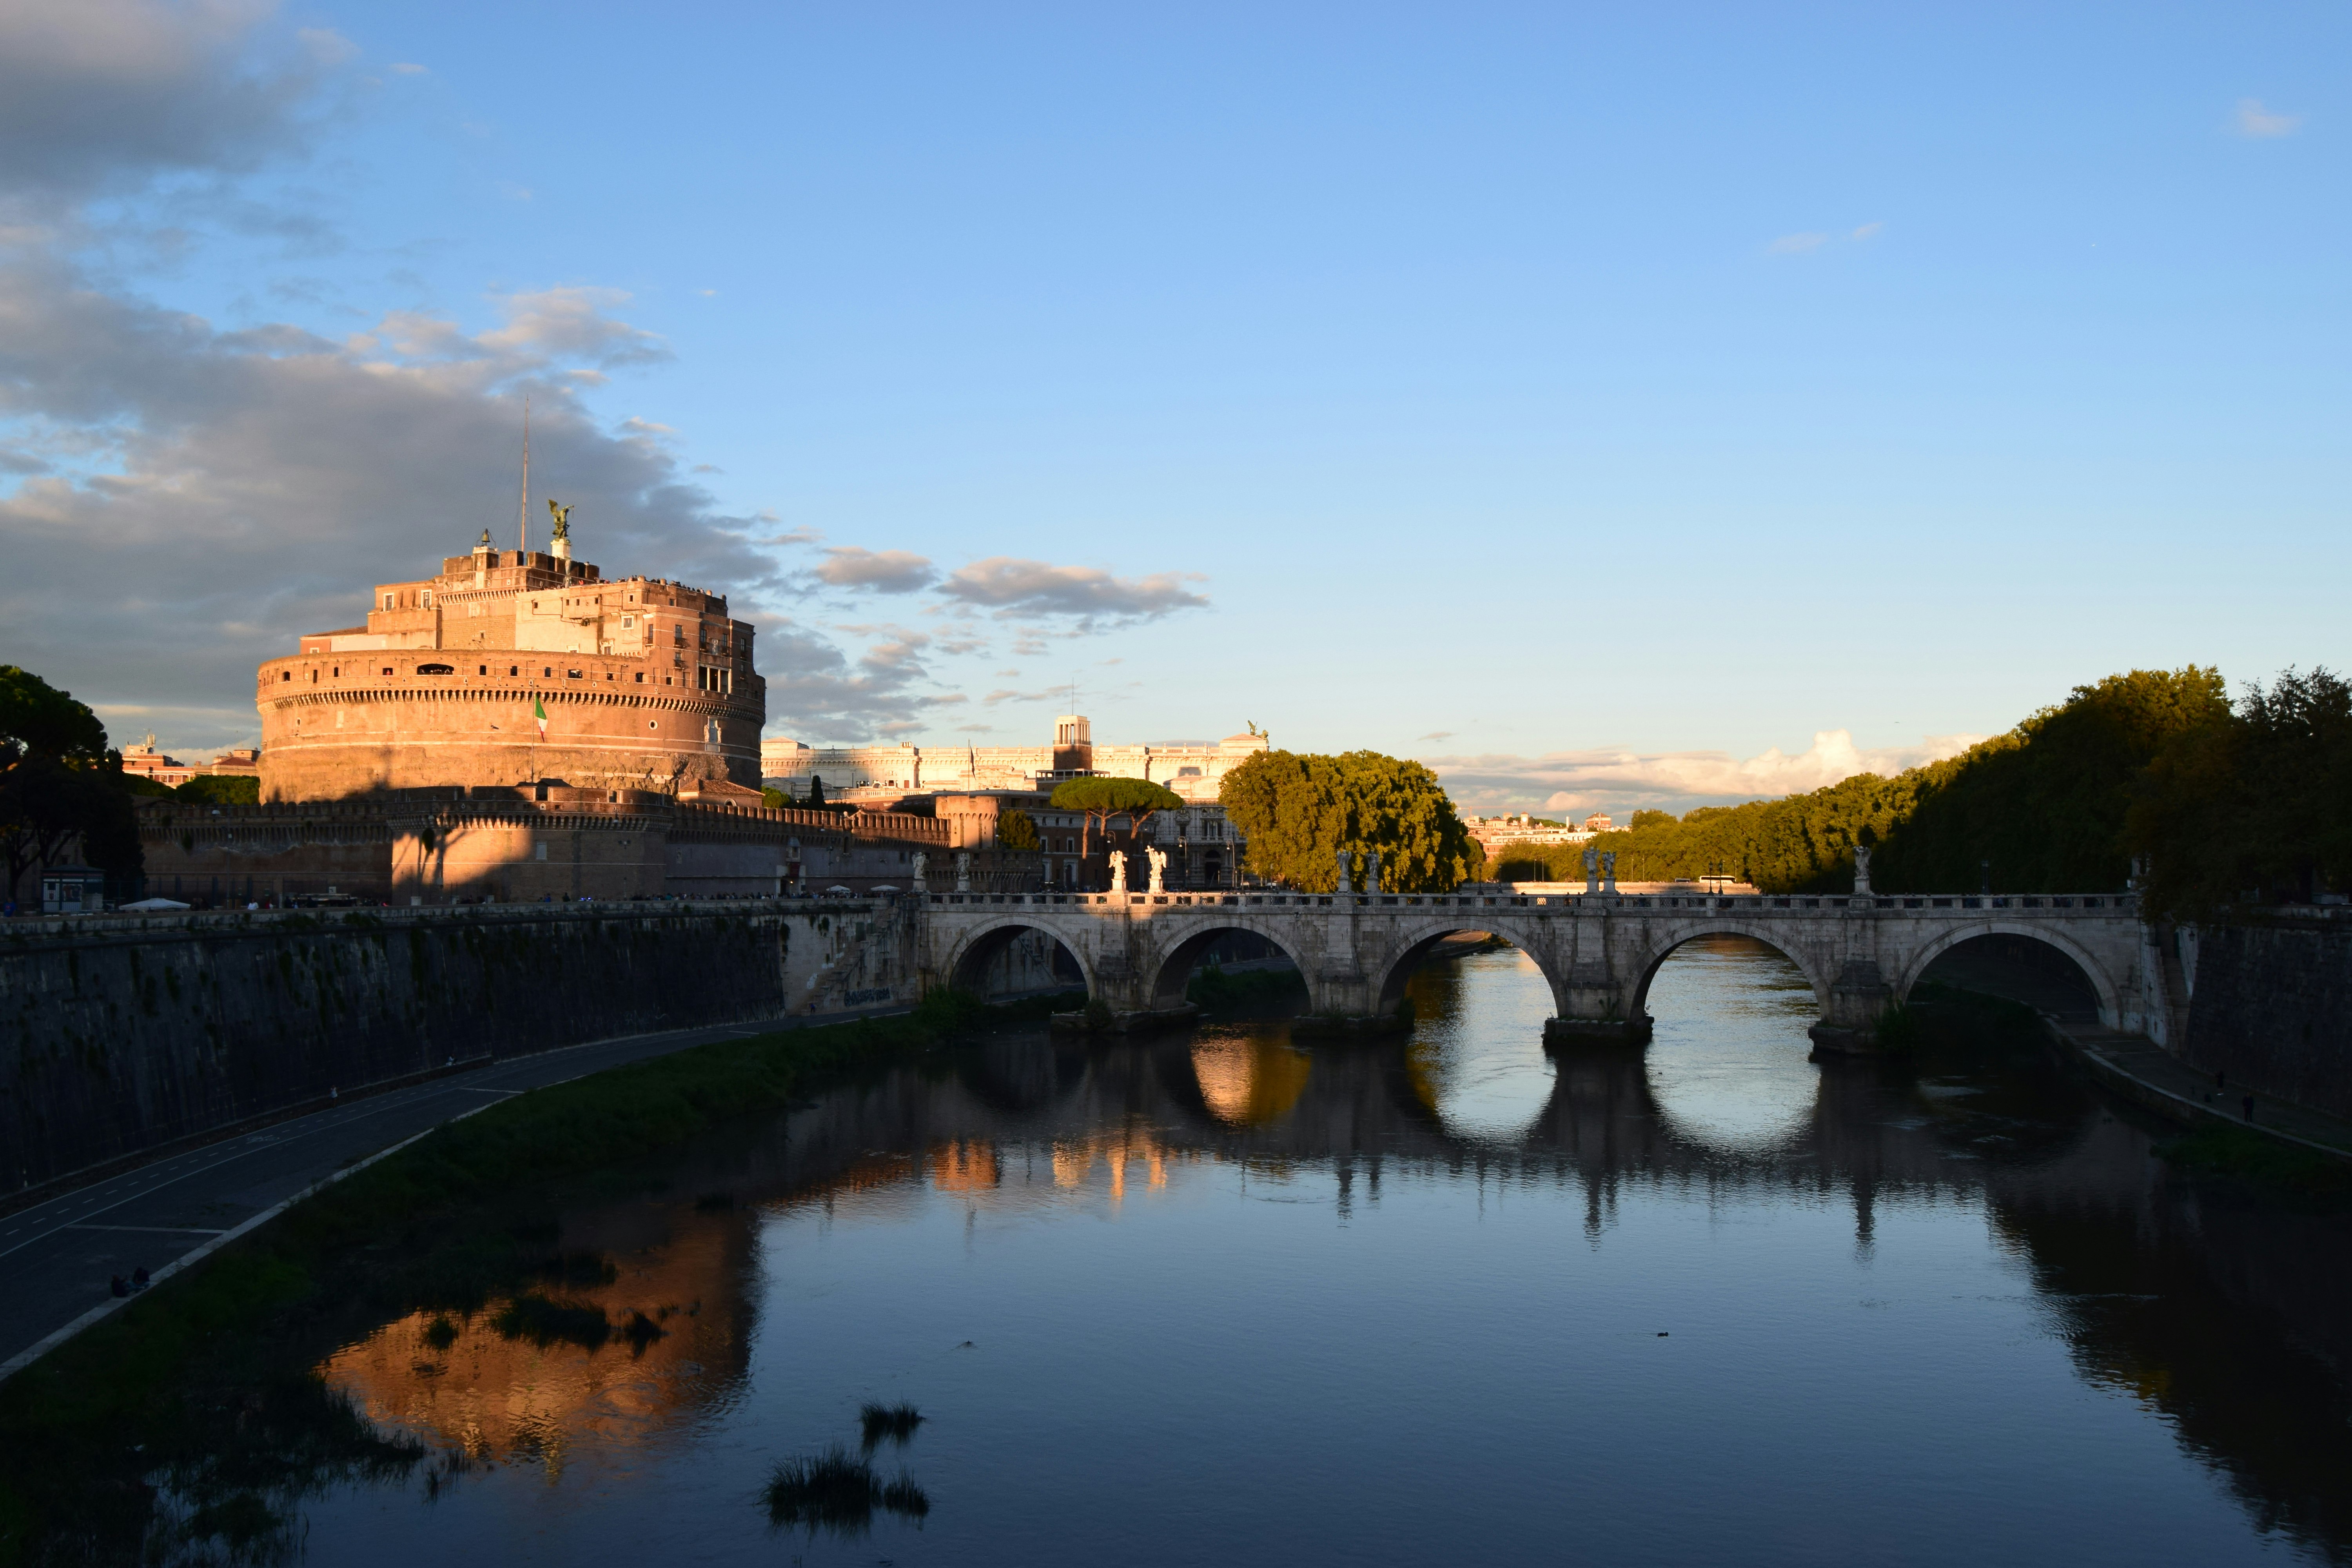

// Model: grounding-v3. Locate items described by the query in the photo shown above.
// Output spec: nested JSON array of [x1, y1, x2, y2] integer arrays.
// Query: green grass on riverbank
[[2156, 1123, 2352, 1206], [0, 991, 999, 1568]]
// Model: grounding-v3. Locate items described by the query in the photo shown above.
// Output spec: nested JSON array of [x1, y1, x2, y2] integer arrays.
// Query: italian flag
[[534, 696, 548, 740]]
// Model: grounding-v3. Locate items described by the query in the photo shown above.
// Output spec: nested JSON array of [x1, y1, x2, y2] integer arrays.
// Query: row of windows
[[276, 664, 715, 688]]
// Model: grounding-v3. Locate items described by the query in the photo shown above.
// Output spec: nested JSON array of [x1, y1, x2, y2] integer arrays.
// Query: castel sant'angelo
[[256, 522, 762, 800], [139, 512, 951, 906]]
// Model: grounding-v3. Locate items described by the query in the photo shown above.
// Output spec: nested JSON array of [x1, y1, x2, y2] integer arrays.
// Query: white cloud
[[1849, 220, 1883, 241], [387, 62, 428, 76], [2236, 98, 2301, 138], [1768, 231, 1829, 255], [1426, 730, 1982, 819], [811, 546, 936, 593], [940, 555, 1208, 628]]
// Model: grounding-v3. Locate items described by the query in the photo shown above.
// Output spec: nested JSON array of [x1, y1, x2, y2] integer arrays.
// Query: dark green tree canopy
[[1218, 750, 1477, 893], [2127, 666, 2352, 917], [1048, 777, 1183, 817], [997, 808, 1040, 852], [0, 667, 142, 895], [0, 666, 109, 764], [1486, 668, 2234, 897]]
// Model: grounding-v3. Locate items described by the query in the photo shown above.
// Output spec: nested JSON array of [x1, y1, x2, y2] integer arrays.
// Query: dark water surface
[[290, 940, 2352, 1564]]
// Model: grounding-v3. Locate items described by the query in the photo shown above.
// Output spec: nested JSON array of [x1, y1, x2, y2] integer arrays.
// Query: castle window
[[382, 666, 393, 675], [479, 664, 487, 675], [510, 665, 518, 676], [381, 594, 393, 610], [280, 670, 290, 682], [417, 664, 454, 675], [635, 672, 644, 683], [543, 667, 552, 677]]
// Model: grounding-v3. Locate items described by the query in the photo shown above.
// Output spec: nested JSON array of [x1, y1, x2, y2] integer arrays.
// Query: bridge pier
[[1804, 959, 1897, 1054]]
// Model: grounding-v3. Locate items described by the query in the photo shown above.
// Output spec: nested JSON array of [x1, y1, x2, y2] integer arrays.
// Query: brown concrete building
[[257, 532, 762, 802]]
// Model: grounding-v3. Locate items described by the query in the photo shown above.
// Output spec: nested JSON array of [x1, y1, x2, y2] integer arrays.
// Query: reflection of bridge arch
[[1143, 921, 1314, 1010], [942, 916, 1095, 998], [1894, 923, 2119, 1020]]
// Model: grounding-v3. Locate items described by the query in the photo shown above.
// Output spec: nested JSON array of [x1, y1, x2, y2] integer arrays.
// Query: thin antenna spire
[[517, 396, 531, 555]]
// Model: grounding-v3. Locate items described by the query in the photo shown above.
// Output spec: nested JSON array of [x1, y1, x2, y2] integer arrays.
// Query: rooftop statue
[[546, 499, 572, 541]]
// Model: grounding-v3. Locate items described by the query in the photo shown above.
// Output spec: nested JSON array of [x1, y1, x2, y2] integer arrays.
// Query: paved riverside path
[[2055, 1023, 2352, 1158], [0, 1007, 905, 1381]]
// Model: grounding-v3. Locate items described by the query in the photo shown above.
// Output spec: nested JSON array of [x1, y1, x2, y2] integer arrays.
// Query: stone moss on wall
[[0, 907, 796, 1192], [2183, 916, 2352, 1119]]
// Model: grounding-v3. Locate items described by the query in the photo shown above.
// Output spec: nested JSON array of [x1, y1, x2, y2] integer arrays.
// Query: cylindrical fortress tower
[[256, 535, 766, 802]]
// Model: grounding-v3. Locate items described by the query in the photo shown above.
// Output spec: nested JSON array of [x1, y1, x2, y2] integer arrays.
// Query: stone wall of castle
[[136, 791, 953, 905]]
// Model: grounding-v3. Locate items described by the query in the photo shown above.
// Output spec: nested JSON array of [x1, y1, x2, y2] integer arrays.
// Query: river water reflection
[[303, 939, 2352, 1565]]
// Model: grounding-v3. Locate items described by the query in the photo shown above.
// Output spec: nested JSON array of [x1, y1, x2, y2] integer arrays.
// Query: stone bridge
[[914, 887, 2166, 1050]]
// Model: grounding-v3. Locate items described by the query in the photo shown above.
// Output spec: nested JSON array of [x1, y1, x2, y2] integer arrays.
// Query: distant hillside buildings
[[762, 716, 1268, 890], [1464, 813, 1612, 860]]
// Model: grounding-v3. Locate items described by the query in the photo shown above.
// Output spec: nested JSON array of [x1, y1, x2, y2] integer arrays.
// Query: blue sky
[[0, 2, 2343, 815]]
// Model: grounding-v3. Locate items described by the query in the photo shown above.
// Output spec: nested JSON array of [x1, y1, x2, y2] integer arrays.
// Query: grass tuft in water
[[858, 1401, 925, 1448], [621, 1310, 667, 1355], [879, 1473, 931, 1517], [763, 1446, 930, 1531], [489, 1293, 610, 1349], [419, 1314, 460, 1350]]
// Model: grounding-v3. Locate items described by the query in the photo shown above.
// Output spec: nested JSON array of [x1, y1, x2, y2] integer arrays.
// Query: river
[[282, 938, 2352, 1564]]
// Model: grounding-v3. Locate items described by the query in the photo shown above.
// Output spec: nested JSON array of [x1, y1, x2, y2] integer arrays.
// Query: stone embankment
[[0, 899, 916, 1194], [2173, 912, 2352, 1122]]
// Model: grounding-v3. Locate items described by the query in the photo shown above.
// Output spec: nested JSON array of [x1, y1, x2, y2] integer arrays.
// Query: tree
[[0, 668, 142, 901], [0, 666, 109, 765], [1874, 668, 2228, 892], [1218, 750, 1478, 892], [804, 774, 827, 809], [997, 808, 1040, 852], [2128, 667, 2352, 917], [1049, 777, 1183, 865], [176, 775, 260, 806]]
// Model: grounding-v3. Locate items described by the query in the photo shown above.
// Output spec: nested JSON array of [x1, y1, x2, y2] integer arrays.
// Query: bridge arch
[[940, 915, 1096, 1000], [1367, 919, 1571, 1016], [1892, 922, 2121, 1023], [1624, 923, 1834, 1021], [1143, 918, 1314, 1011]]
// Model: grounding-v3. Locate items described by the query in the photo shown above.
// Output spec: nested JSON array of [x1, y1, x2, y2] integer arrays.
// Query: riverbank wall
[[0, 899, 914, 1193], [2179, 912, 2352, 1120]]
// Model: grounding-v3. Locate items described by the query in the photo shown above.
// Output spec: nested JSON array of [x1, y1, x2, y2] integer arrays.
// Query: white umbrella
[[824, 884, 853, 895], [120, 897, 192, 911]]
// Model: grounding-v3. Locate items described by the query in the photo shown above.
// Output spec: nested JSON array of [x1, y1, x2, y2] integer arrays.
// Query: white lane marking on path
[[67, 1225, 229, 1235]]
